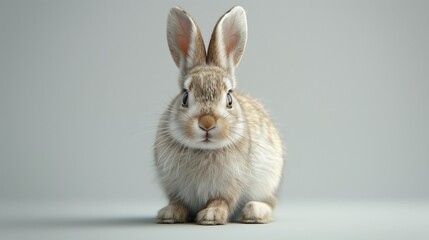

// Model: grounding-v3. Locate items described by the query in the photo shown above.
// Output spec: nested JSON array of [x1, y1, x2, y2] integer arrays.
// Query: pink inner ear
[[176, 34, 189, 56], [225, 34, 238, 55], [176, 16, 191, 56], [222, 22, 239, 55]]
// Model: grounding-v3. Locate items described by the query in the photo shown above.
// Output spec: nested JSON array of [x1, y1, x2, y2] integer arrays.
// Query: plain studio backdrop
[[0, 0, 428, 239]]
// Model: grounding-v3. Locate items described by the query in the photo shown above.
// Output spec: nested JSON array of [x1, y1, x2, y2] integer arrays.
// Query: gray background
[[0, 0, 428, 239]]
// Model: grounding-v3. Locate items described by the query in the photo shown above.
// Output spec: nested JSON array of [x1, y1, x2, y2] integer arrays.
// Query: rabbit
[[154, 6, 284, 225]]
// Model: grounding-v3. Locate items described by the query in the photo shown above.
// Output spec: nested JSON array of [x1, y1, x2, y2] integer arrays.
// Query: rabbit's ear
[[207, 6, 247, 74], [167, 6, 206, 73]]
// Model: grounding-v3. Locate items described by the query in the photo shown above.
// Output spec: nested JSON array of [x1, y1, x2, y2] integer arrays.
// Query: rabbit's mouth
[[200, 128, 215, 143]]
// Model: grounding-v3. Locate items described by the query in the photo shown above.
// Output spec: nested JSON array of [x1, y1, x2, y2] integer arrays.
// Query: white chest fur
[[156, 144, 249, 212]]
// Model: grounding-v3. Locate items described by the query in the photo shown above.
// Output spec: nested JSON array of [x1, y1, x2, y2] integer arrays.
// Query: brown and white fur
[[154, 6, 284, 225]]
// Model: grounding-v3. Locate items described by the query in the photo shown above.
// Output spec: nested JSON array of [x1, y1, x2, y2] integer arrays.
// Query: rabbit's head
[[165, 6, 248, 150]]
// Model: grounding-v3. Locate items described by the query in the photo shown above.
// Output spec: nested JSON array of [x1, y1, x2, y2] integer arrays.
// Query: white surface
[[1, 200, 428, 240]]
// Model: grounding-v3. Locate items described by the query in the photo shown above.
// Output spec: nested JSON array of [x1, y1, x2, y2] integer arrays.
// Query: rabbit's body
[[155, 7, 284, 224]]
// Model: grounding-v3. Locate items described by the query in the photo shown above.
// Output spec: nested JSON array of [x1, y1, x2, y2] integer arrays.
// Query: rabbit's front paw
[[196, 206, 228, 225]]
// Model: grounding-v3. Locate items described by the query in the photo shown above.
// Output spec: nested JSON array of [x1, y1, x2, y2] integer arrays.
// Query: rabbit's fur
[[155, 6, 284, 225]]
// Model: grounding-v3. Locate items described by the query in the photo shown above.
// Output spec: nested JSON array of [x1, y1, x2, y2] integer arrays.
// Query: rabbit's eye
[[182, 90, 189, 107], [226, 92, 233, 109]]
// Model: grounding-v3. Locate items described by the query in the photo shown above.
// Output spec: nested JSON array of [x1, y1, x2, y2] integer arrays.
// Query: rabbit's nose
[[198, 114, 217, 131]]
